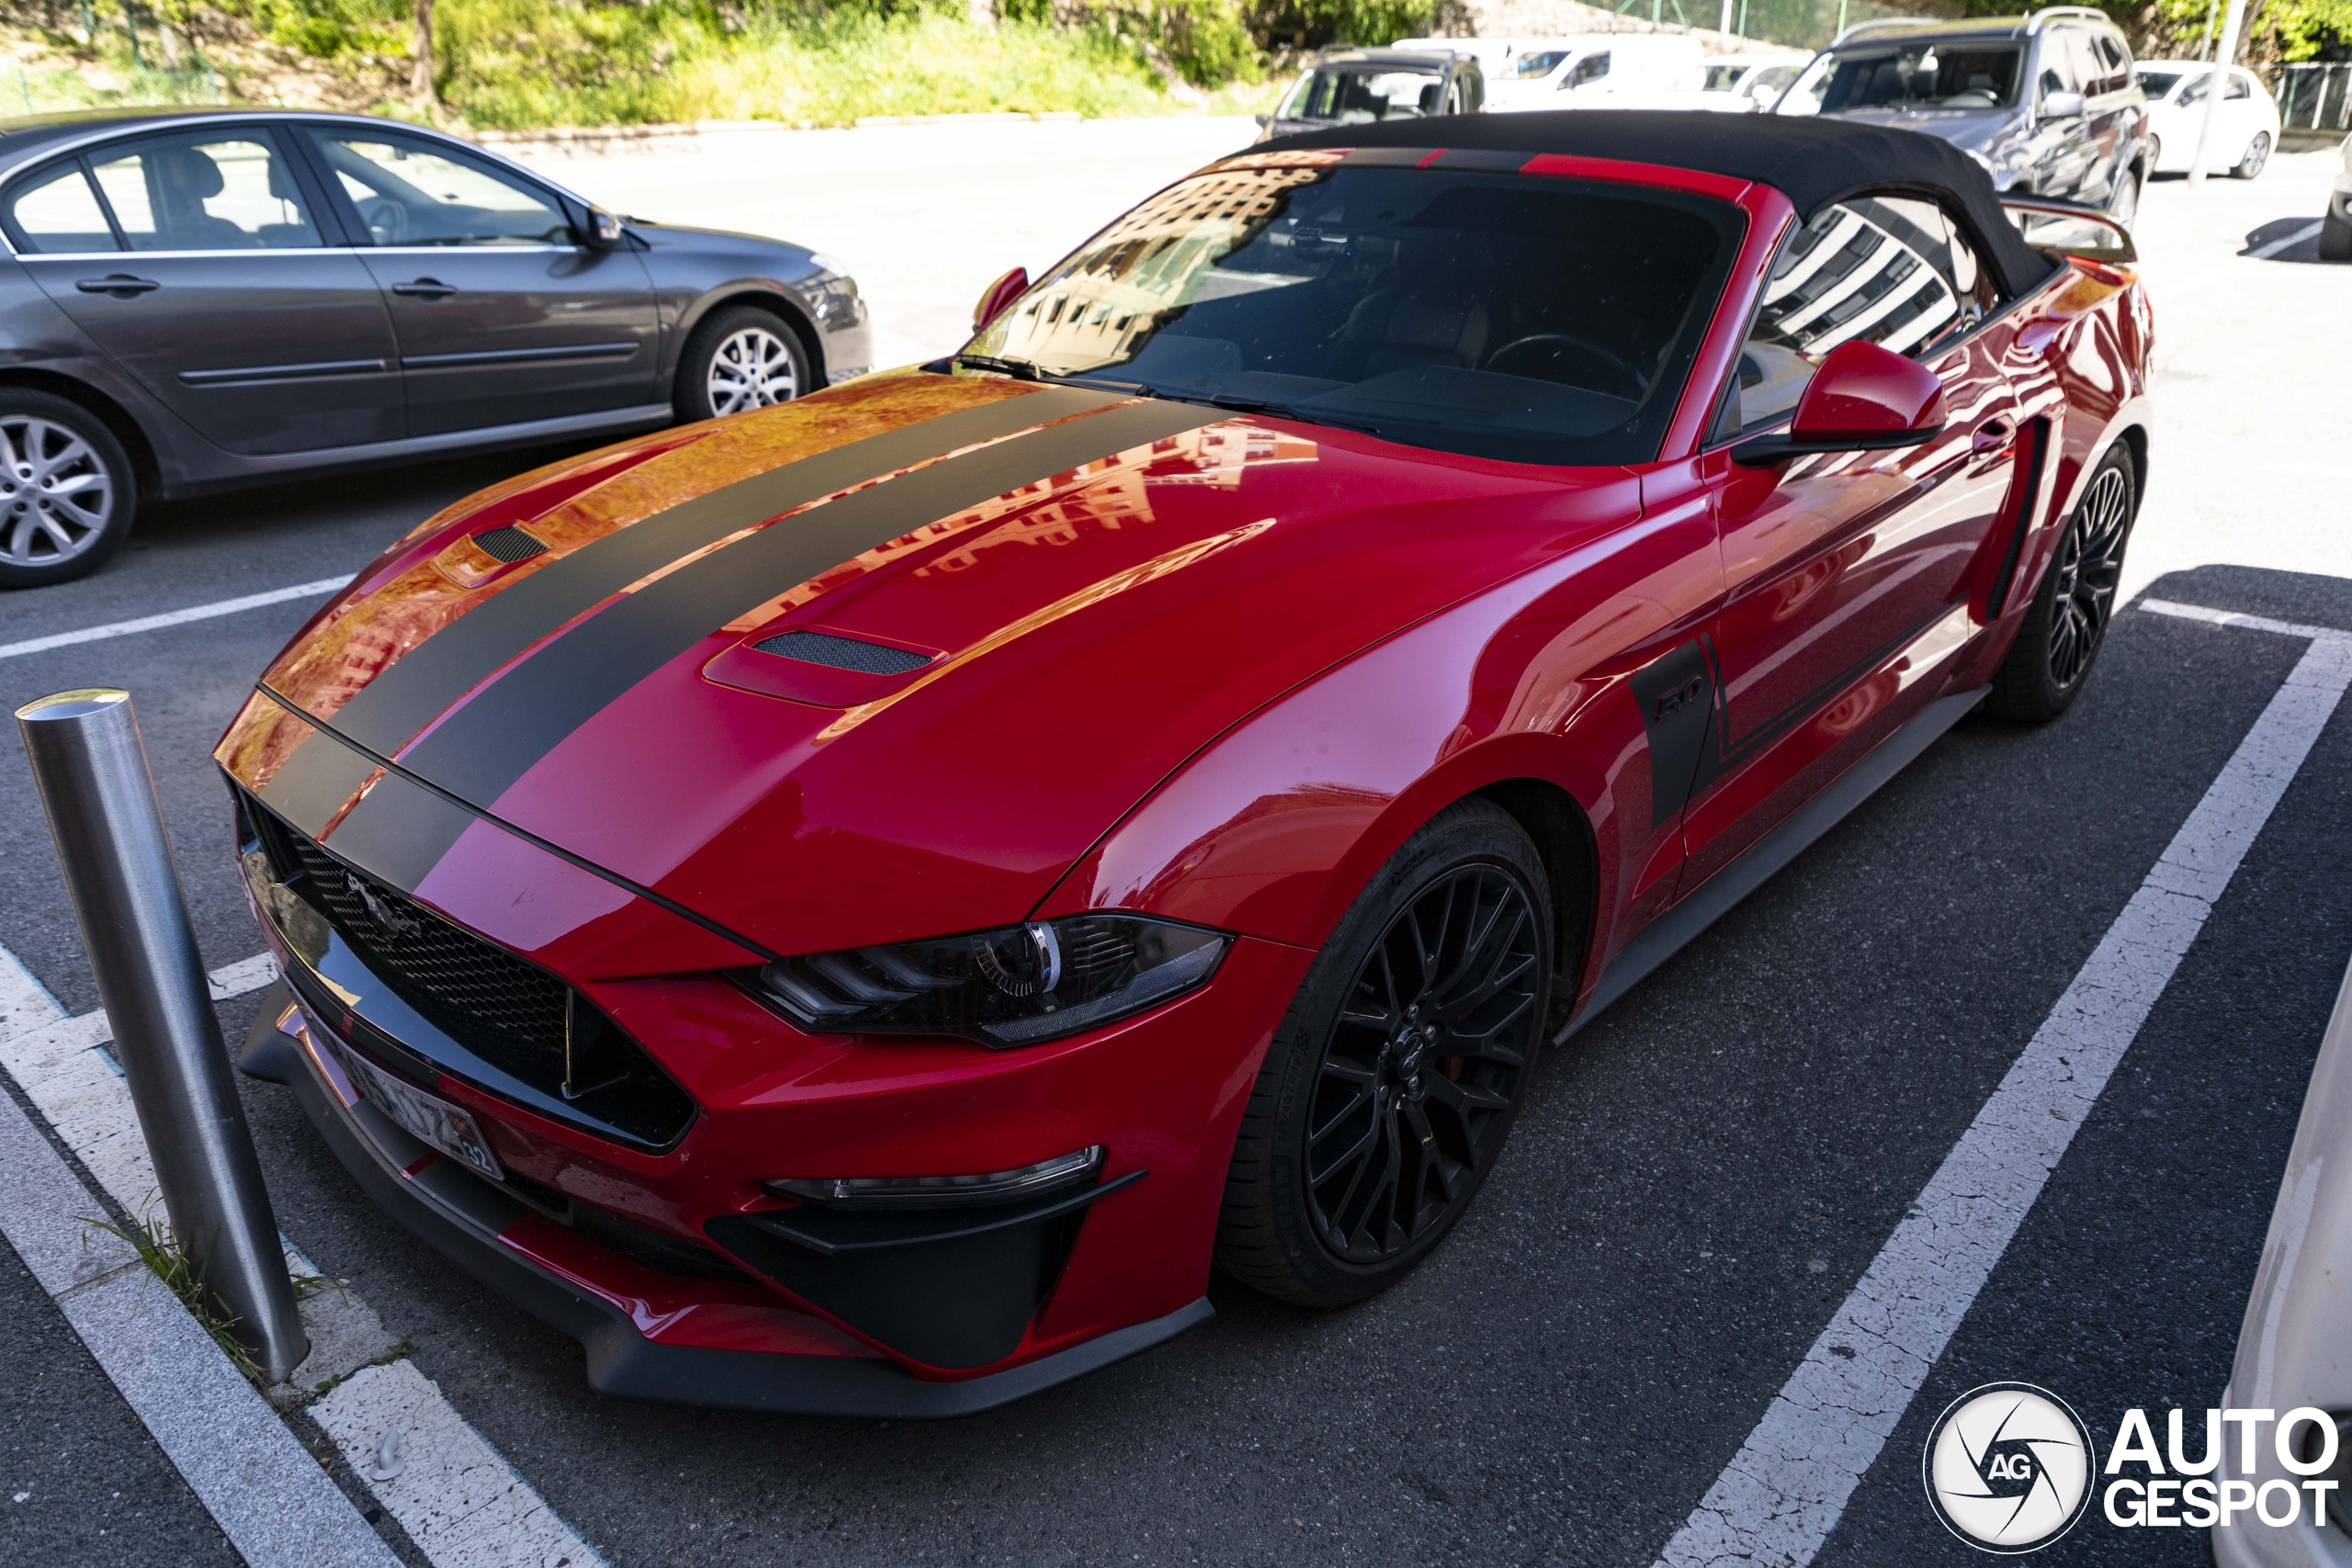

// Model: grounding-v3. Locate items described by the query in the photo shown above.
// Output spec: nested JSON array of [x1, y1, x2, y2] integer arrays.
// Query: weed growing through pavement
[[80, 1213, 341, 1386]]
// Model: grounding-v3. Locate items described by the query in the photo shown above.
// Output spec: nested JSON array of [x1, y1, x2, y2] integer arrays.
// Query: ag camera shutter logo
[[1922, 1383, 2095, 1553]]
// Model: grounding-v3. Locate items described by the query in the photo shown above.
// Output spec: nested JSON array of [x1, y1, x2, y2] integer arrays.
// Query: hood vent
[[471, 525, 549, 564], [754, 630, 931, 676]]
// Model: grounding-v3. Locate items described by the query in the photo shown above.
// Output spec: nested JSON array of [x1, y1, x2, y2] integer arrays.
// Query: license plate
[[336, 1045, 504, 1180]]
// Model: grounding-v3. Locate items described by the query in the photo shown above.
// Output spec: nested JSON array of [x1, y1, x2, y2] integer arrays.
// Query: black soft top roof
[[1261, 110, 2059, 298]]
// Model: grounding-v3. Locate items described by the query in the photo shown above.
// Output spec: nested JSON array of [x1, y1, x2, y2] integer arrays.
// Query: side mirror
[[972, 265, 1029, 333], [1733, 340, 1947, 467], [2001, 196, 2136, 264], [1255, 112, 1272, 127], [2039, 89, 2086, 120], [583, 208, 625, 250]]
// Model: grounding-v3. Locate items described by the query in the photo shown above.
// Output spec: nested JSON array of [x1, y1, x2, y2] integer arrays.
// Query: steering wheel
[[356, 197, 408, 245], [1484, 333, 1648, 400]]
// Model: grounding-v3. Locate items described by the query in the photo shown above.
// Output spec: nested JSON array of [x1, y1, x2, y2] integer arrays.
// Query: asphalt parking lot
[[2, 123, 2349, 1567]]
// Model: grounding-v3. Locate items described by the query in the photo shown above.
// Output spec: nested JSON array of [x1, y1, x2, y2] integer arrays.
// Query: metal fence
[[1606, 0, 1907, 56], [2276, 62, 2352, 139]]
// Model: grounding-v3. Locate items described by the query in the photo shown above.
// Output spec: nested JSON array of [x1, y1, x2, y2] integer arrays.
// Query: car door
[[2, 126, 402, 455], [295, 126, 659, 437], [1662, 197, 2028, 887]]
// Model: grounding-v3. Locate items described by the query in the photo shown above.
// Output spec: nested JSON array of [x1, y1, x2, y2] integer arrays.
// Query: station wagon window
[[305, 131, 571, 246], [85, 133, 322, 252], [1712, 197, 1996, 442], [4, 162, 117, 254]]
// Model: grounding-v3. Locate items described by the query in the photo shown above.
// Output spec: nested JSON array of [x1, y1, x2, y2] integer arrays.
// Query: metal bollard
[[16, 688, 308, 1383]]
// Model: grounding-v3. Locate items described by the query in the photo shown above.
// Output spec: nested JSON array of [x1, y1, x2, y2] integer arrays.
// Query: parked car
[[1487, 34, 1706, 111], [1776, 7, 2151, 222], [1257, 47, 1486, 141], [2134, 60, 2279, 178], [2212, 953, 2352, 1564], [223, 109, 2151, 1415], [1641, 54, 1804, 112], [0, 107, 870, 587], [2326, 131, 2352, 260]]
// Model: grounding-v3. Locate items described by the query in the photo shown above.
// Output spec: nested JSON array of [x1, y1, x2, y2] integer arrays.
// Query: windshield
[[958, 164, 1743, 467], [1513, 50, 1572, 78], [2134, 67, 2186, 98], [1779, 42, 2024, 114], [1278, 64, 1445, 123]]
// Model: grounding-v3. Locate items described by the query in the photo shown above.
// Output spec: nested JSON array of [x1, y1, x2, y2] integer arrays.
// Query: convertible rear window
[[964, 164, 1745, 467]]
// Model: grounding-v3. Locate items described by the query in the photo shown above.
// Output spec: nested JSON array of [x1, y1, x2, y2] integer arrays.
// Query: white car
[[1635, 54, 1804, 113], [1486, 34, 1706, 112], [2214, 953, 2352, 1563], [2136, 60, 2280, 177], [2323, 131, 2351, 262]]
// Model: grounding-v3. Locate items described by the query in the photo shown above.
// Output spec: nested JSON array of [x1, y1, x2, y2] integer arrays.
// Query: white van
[[1487, 34, 1707, 111]]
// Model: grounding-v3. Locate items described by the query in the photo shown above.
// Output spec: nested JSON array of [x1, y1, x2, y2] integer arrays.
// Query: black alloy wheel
[[1216, 800, 1553, 1307], [1987, 442, 2137, 723]]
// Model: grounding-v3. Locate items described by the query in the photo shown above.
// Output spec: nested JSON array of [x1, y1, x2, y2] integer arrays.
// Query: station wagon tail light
[[741, 914, 1229, 1047], [763, 1145, 1104, 1208]]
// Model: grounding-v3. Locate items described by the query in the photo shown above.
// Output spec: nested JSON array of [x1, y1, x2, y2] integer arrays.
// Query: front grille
[[753, 629, 930, 675], [276, 827, 571, 1057], [243, 793, 695, 1149], [471, 525, 548, 563]]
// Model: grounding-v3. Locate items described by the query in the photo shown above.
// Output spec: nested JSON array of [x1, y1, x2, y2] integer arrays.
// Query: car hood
[[221, 372, 1638, 960]]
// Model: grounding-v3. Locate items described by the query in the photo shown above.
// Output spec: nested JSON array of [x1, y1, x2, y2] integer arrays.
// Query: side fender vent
[[754, 630, 932, 675], [472, 525, 548, 564]]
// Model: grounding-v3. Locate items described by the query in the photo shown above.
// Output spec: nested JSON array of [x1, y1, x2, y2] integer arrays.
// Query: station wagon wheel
[[1987, 442, 2137, 723], [674, 303, 813, 423], [1216, 800, 1553, 1307], [0, 391, 135, 590]]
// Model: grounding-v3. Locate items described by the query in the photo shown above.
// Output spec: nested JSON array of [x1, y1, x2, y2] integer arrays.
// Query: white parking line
[[0, 576, 352, 662], [2267, 461, 2352, 481], [0, 945, 604, 1568], [1655, 603, 2352, 1567]]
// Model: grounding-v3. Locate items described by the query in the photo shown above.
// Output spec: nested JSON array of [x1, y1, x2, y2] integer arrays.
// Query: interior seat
[[148, 146, 253, 250]]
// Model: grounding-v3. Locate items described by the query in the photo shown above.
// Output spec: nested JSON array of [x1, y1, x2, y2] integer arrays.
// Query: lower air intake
[[754, 630, 930, 675]]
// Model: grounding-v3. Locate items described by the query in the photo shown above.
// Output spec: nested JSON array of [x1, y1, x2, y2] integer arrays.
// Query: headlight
[[743, 914, 1229, 1047]]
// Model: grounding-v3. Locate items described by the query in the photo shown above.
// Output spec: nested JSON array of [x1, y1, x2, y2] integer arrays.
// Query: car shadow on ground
[[2240, 213, 2340, 262]]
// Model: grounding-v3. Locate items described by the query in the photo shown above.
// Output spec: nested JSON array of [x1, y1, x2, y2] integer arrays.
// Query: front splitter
[[243, 979, 1212, 1418]]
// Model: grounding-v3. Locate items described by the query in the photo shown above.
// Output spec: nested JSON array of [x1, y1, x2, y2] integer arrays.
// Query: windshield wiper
[[953, 353, 1048, 380], [1202, 390, 1384, 436]]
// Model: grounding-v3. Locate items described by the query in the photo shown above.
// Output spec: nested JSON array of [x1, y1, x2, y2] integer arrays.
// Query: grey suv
[[1777, 7, 2150, 223], [0, 107, 871, 586]]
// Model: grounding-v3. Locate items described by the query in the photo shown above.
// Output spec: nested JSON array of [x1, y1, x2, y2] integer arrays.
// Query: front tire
[[1986, 442, 2137, 724], [1216, 799, 1552, 1308], [2108, 164, 2141, 226], [673, 305, 813, 423], [0, 390, 135, 590], [2234, 132, 2271, 180]]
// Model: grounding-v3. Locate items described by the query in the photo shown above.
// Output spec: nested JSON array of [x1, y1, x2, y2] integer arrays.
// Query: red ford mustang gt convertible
[[220, 114, 2151, 1415]]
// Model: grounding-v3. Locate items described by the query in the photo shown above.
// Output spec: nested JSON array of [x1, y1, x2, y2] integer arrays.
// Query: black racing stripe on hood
[[323, 383, 1130, 759], [256, 720, 379, 839], [391, 397, 1220, 812]]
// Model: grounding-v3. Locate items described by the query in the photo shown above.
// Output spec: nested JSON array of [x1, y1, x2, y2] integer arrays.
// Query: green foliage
[[82, 1212, 338, 1388], [1243, 0, 1432, 50], [237, 0, 408, 60]]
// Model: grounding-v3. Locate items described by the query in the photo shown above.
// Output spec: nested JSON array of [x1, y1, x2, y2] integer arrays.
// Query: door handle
[[75, 275, 158, 296], [390, 278, 457, 299], [1972, 420, 2017, 459]]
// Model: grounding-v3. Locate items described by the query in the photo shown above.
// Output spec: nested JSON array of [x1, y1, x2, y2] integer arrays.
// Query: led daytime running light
[[763, 1145, 1105, 1208]]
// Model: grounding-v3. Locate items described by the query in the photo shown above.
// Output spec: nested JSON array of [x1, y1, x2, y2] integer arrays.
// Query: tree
[[412, 0, 435, 107]]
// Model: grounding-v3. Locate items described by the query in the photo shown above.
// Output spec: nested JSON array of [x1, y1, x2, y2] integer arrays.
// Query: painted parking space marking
[[0, 943, 606, 1568], [0, 575, 352, 663], [1655, 603, 2352, 1568]]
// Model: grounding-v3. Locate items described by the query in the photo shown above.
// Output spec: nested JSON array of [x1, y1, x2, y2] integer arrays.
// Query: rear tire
[[1985, 442, 2137, 724], [1216, 799, 1552, 1308], [0, 390, 135, 590], [2321, 210, 2352, 263], [673, 304, 813, 423], [2233, 131, 2271, 180], [2108, 164, 2142, 226]]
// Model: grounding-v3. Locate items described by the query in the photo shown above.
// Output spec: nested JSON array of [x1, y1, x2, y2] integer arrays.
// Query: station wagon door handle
[[75, 275, 159, 296], [390, 278, 458, 299]]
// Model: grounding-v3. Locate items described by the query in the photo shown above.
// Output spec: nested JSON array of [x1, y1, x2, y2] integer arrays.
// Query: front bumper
[[245, 982, 1212, 1416]]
